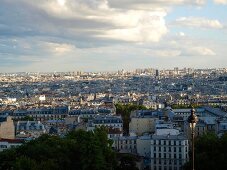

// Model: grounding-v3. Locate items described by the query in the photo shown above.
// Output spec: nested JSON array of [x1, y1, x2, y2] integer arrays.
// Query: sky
[[0, 0, 226, 72]]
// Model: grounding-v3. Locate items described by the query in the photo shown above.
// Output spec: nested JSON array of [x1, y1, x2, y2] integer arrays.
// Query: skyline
[[0, 0, 227, 72]]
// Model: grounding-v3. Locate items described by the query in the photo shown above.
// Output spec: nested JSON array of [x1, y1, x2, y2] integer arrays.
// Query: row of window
[[153, 153, 186, 159], [154, 146, 186, 152], [153, 159, 184, 165], [153, 165, 182, 170], [118, 145, 136, 150], [153, 140, 188, 146], [0, 145, 7, 148]]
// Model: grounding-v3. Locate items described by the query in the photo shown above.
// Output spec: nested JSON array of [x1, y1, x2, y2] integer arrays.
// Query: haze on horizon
[[0, 0, 227, 72]]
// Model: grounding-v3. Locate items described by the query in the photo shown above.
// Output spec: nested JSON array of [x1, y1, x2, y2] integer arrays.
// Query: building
[[151, 135, 189, 170], [0, 139, 23, 152], [129, 110, 158, 136], [16, 121, 46, 139], [87, 115, 123, 138], [0, 115, 15, 139], [27, 106, 69, 121], [112, 135, 137, 154]]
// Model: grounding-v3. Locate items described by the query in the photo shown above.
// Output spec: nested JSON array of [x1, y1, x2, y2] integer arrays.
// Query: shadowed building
[[0, 115, 15, 139]]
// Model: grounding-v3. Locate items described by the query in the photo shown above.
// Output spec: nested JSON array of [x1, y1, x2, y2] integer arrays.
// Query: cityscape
[[0, 68, 227, 169], [0, 0, 227, 170]]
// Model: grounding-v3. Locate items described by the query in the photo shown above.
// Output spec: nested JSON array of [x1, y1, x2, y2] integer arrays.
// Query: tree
[[115, 103, 147, 135], [184, 132, 227, 170], [0, 128, 117, 170], [116, 153, 139, 170]]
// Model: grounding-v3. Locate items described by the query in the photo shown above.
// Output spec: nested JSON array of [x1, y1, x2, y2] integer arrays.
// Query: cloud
[[214, 0, 227, 4], [183, 47, 216, 56], [107, 0, 206, 9], [0, 0, 226, 72], [18, 0, 168, 43], [44, 42, 76, 55], [173, 17, 223, 29]]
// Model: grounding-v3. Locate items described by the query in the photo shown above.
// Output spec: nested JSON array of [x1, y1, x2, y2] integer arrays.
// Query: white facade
[[151, 135, 189, 170]]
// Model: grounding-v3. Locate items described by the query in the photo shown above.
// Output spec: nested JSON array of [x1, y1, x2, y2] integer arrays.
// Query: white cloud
[[17, 0, 169, 42], [184, 47, 216, 56], [97, 10, 168, 42], [43, 42, 76, 55], [174, 17, 223, 29], [214, 0, 227, 4]]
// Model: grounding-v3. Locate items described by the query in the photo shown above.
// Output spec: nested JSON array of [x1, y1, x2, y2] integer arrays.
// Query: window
[[154, 153, 156, 158], [169, 141, 171, 145], [174, 147, 176, 152], [159, 147, 161, 151], [154, 147, 156, 151], [179, 147, 181, 152], [0, 145, 7, 148], [164, 147, 166, 152]]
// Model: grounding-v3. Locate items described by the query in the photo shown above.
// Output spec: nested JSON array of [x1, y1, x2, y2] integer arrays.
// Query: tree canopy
[[0, 128, 116, 170], [184, 132, 227, 170]]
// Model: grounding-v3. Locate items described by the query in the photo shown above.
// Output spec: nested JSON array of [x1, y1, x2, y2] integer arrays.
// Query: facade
[[136, 135, 152, 158], [0, 139, 23, 152], [112, 136, 137, 154], [129, 111, 158, 135], [151, 135, 189, 170], [16, 121, 46, 139], [0, 115, 15, 139], [87, 115, 123, 138]]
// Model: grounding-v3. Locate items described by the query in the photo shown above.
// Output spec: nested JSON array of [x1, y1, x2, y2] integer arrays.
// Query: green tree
[[116, 153, 139, 170], [115, 103, 147, 135], [0, 129, 117, 170], [184, 132, 227, 170]]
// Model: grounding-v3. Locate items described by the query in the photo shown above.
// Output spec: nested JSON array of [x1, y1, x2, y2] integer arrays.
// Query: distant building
[[87, 115, 123, 138], [0, 139, 23, 152], [0, 115, 15, 139], [16, 121, 46, 139], [155, 69, 159, 77]]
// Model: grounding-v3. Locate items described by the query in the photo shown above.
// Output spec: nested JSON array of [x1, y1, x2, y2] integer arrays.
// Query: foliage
[[20, 115, 34, 121], [116, 153, 139, 170], [115, 103, 147, 135], [184, 132, 227, 170], [0, 128, 116, 170]]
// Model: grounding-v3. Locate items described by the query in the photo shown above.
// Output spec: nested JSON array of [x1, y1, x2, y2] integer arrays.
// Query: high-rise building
[[155, 69, 159, 77]]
